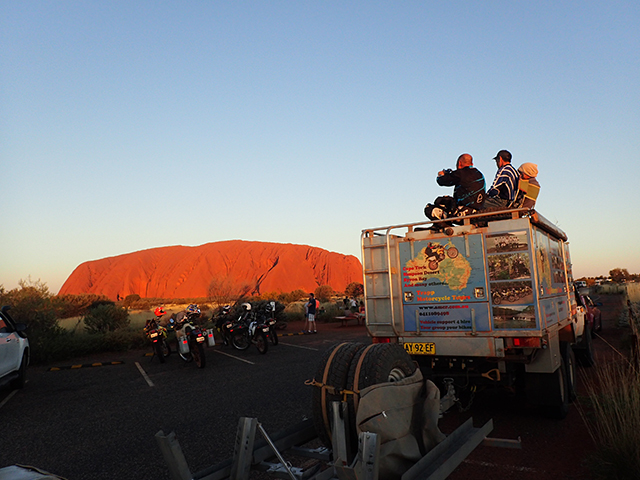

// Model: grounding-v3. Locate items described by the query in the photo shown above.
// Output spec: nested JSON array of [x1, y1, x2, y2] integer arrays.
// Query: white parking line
[[278, 341, 319, 351], [0, 390, 18, 409], [463, 459, 538, 473], [135, 362, 155, 387], [212, 350, 255, 364]]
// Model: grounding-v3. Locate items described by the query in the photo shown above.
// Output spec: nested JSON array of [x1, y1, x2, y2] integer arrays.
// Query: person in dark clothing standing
[[306, 293, 317, 334], [424, 153, 486, 222]]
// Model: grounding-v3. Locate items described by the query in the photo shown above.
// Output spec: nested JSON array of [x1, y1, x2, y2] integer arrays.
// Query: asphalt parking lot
[[0, 322, 369, 479]]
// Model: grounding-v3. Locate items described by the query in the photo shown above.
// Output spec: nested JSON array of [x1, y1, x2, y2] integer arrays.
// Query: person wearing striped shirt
[[483, 150, 519, 210]]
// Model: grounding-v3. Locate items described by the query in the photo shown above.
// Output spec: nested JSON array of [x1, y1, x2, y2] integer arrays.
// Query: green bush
[[83, 303, 130, 334], [0, 279, 63, 362]]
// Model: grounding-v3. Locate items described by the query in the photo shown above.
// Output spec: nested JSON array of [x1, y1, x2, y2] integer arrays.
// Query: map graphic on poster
[[403, 240, 472, 291]]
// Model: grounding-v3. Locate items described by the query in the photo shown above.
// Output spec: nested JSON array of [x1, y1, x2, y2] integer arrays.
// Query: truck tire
[[548, 357, 570, 419], [311, 342, 366, 448], [575, 323, 595, 367], [561, 342, 577, 402], [344, 344, 416, 453], [526, 357, 570, 419]]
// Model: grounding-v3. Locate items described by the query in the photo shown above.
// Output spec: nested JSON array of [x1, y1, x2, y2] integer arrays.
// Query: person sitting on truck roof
[[483, 150, 519, 210], [512, 162, 540, 210], [424, 153, 486, 223]]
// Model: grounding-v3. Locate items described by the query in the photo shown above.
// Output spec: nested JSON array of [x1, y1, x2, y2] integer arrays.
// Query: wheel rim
[[233, 332, 250, 350], [387, 367, 408, 382]]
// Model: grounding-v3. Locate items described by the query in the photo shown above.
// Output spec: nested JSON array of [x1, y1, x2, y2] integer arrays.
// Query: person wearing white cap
[[514, 162, 540, 209]]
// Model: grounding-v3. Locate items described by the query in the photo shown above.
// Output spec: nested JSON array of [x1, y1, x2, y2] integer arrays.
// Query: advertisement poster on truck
[[398, 235, 491, 332], [486, 231, 538, 329]]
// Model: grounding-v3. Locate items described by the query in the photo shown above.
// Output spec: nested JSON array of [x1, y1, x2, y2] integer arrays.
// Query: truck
[[361, 208, 592, 418]]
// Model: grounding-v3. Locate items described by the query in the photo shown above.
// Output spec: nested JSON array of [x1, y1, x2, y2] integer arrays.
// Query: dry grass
[[580, 304, 640, 480]]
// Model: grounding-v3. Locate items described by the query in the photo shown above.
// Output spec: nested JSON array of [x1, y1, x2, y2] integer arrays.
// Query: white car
[[0, 306, 30, 390]]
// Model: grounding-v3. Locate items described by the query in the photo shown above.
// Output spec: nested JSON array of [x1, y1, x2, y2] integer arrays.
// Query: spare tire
[[344, 343, 417, 452], [311, 342, 366, 447]]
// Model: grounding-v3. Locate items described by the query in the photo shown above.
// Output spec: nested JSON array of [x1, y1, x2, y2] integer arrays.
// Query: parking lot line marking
[[212, 350, 255, 364], [278, 341, 319, 351], [135, 362, 155, 387], [463, 459, 538, 473], [0, 390, 18, 409]]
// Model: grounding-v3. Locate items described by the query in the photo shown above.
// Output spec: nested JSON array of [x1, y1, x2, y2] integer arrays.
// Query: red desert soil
[[58, 240, 363, 300]]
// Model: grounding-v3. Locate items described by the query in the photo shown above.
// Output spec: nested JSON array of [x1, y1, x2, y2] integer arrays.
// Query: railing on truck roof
[[360, 208, 567, 241]]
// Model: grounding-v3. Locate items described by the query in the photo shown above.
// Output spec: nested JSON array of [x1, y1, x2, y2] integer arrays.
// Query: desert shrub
[[278, 289, 307, 303], [84, 303, 130, 334], [53, 293, 111, 318], [34, 328, 149, 364], [345, 282, 364, 298], [208, 276, 253, 305], [0, 279, 63, 359], [317, 303, 343, 322], [122, 294, 141, 308], [314, 285, 334, 302], [129, 298, 153, 310], [282, 301, 307, 322]]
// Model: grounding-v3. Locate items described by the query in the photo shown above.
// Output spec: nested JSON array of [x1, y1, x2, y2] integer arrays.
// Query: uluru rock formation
[[58, 240, 363, 300]]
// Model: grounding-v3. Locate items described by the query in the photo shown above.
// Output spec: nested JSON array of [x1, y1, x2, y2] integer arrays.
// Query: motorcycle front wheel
[[154, 342, 165, 363], [191, 340, 206, 368], [231, 331, 251, 351], [161, 339, 171, 357], [269, 326, 278, 345], [255, 331, 268, 354]]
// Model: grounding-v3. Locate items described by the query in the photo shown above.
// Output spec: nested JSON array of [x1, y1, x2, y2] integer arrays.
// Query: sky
[[2, 1, 639, 294]]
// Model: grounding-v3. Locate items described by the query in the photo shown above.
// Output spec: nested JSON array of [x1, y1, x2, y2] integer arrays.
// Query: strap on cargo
[[319, 343, 349, 441], [352, 344, 376, 413]]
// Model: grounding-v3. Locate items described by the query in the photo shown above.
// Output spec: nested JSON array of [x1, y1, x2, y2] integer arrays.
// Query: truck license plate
[[403, 342, 435, 355]]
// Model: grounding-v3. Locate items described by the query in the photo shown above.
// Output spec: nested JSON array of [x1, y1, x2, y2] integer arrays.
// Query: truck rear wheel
[[561, 342, 577, 402], [548, 358, 570, 419], [526, 357, 570, 419], [575, 324, 595, 367], [311, 342, 366, 448]]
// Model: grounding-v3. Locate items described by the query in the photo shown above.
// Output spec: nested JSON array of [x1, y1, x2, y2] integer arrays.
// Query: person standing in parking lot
[[484, 150, 519, 210], [306, 293, 317, 333]]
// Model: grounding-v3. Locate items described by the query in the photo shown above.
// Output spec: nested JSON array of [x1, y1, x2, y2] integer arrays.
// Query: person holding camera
[[424, 153, 486, 223]]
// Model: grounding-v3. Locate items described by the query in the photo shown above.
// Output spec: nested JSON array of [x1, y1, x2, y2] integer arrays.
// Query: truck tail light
[[507, 337, 542, 348], [372, 337, 391, 344]]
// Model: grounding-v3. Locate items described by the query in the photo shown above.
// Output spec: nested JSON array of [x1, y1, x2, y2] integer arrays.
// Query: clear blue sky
[[2, 1, 639, 294]]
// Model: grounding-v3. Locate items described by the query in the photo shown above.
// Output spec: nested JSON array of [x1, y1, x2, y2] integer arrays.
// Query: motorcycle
[[227, 303, 269, 354], [143, 317, 171, 363], [213, 305, 233, 346], [170, 304, 207, 368], [255, 301, 279, 345]]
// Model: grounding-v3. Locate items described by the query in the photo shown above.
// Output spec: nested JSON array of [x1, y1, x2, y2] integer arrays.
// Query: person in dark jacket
[[424, 153, 486, 223]]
